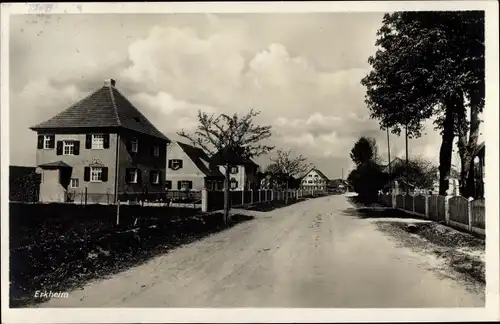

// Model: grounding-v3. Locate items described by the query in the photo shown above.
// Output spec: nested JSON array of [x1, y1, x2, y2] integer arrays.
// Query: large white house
[[300, 168, 329, 191]]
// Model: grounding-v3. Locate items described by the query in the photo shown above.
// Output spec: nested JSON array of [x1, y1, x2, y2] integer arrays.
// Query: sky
[[9, 13, 470, 179]]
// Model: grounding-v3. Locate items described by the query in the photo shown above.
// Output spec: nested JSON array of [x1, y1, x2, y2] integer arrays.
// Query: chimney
[[104, 79, 116, 87]]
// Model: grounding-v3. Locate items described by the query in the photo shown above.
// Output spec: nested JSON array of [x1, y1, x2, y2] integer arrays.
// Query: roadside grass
[[10, 211, 253, 308]]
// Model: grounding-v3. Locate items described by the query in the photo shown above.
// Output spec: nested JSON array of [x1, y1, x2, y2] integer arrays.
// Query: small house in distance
[[165, 141, 225, 191], [211, 147, 261, 191], [300, 167, 329, 191], [30, 79, 170, 203]]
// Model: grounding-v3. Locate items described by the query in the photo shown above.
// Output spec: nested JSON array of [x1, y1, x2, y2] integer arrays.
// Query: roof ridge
[[107, 85, 122, 126]]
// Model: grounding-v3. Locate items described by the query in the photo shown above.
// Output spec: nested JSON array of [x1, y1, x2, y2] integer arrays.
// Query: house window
[[91, 167, 103, 182], [165, 180, 172, 190], [178, 180, 192, 190], [150, 170, 160, 184], [308, 180, 313, 184], [92, 134, 104, 149], [43, 135, 53, 149], [63, 141, 75, 155], [153, 145, 160, 157], [169, 159, 183, 170], [230, 166, 239, 174], [308, 174, 312, 177], [230, 178, 238, 189], [127, 169, 139, 183], [131, 138, 139, 153], [70, 178, 79, 188]]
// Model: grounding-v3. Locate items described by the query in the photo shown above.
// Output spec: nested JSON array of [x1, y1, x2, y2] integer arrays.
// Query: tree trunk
[[438, 101, 457, 196], [223, 164, 230, 224], [457, 98, 481, 198]]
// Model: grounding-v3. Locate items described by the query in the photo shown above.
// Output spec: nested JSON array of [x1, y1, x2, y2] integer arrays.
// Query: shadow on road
[[241, 198, 309, 212], [341, 206, 417, 220]]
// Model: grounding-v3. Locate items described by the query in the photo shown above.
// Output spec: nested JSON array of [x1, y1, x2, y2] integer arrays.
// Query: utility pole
[[405, 124, 409, 194], [386, 127, 391, 178]]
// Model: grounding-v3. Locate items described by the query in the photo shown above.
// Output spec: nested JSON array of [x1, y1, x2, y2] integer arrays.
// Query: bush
[[347, 161, 389, 202]]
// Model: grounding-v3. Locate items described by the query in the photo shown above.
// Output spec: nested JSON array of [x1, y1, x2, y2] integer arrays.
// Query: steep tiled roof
[[301, 167, 329, 181], [30, 80, 169, 141], [177, 142, 224, 177]]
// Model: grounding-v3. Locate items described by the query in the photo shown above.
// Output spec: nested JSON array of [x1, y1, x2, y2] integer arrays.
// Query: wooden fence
[[204, 188, 318, 212], [378, 193, 485, 236]]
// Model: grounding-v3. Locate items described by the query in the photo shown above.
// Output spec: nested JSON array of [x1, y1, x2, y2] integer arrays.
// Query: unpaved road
[[40, 195, 484, 308]]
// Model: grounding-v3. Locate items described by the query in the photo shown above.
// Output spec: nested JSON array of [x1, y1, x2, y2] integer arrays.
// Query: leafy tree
[[361, 11, 484, 196], [390, 157, 438, 191], [350, 137, 378, 166], [269, 149, 311, 203], [347, 161, 389, 202], [178, 109, 274, 224]]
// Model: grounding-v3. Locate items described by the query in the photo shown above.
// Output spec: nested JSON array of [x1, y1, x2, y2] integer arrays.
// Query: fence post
[[116, 200, 120, 226], [412, 195, 416, 212], [467, 197, 473, 231], [241, 189, 245, 205], [84, 186, 88, 206], [251, 189, 254, 204], [271, 190, 274, 201], [424, 195, 429, 218], [201, 189, 208, 212], [444, 196, 451, 225]]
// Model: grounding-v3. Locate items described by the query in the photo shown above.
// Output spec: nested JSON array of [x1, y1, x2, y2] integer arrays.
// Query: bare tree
[[178, 109, 274, 224], [270, 149, 311, 204]]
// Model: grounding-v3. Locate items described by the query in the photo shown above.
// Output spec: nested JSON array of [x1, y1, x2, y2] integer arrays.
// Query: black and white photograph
[[1, 1, 499, 323]]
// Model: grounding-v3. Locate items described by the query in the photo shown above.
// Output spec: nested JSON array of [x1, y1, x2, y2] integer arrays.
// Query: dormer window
[[230, 166, 239, 174]]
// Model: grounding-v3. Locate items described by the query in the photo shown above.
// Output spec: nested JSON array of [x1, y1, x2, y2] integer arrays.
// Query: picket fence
[[203, 188, 322, 212], [378, 193, 485, 236]]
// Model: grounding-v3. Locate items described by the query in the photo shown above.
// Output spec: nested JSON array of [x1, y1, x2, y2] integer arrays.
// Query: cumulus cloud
[[9, 13, 459, 179]]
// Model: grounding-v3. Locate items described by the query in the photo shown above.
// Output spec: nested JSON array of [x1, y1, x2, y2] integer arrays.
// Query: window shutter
[[56, 141, 63, 155], [168, 160, 173, 168], [103, 134, 110, 149], [149, 170, 154, 184], [150, 145, 155, 156], [37, 135, 44, 149], [125, 168, 131, 183], [158, 170, 163, 185], [101, 167, 108, 182], [74, 141, 80, 155], [84, 167, 90, 182], [165, 180, 172, 190], [136, 169, 142, 184], [85, 134, 92, 149], [179, 160, 183, 169], [177, 181, 181, 190], [126, 140, 132, 151], [188, 181, 193, 189]]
